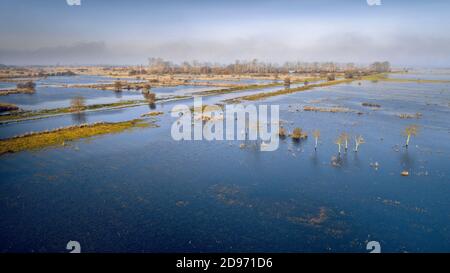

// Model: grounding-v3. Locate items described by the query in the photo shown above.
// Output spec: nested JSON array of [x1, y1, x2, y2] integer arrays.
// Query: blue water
[[389, 70, 450, 81], [0, 82, 16, 90], [0, 75, 449, 253], [37, 75, 121, 86]]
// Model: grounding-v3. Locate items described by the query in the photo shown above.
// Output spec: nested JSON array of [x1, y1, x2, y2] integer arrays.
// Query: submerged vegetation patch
[[287, 207, 329, 226], [398, 112, 422, 119], [361, 102, 381, 108], [0, 119, 154, 155], [141, 111, 164, 117], [303, 106, 353, 113], [209, 183, 349, 238]]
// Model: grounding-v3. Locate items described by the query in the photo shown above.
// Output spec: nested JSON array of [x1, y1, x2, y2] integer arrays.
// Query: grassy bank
[[0, 100, 147, 123], [194, 83, 281, 96], [0, 88, 35, 96], [0, 103, 19, 112], [226, 78, 354, 103], [0, 119, 153, 155]]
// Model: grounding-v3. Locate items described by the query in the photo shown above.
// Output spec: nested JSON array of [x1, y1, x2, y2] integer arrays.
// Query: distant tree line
[[143, 58, 391, 75], [369, 62, 391, 73]]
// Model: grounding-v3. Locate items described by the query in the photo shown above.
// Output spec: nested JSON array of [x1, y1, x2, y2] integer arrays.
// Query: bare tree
[[284, 77, 291, 88], [313, 130, 320, 150], [404, 125, 418, 148], [142, 83, 151, 93], [335, 135, 344, 154], [340, 132, 349, 151], [143, 91, 156, 104], [70, 96, 86, 112], [354, 135, 365, 152], [114, 81, 122, 92]]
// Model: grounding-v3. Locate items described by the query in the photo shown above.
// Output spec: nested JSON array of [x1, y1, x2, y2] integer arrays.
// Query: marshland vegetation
[[0, 102, 19, 112], [0, 119, 153, 155], [303, 106, 352, 113]]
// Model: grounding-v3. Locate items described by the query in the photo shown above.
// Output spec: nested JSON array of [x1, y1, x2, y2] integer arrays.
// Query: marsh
[[0, 71, 449, 252]]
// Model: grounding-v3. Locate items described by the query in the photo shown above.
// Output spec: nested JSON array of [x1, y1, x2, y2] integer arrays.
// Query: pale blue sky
[[1, 0, 449, 66]]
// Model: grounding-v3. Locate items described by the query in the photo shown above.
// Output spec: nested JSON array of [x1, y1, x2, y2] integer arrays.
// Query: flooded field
[[389, 70, 450, 81], [0, 75, 224, 111], [0, 72, 449, 253], [0, 80, 293, 139], [190, 78, 281, 85]]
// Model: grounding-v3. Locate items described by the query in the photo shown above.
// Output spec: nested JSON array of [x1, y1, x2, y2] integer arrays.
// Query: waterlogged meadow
[[0, 73, 449, 252], [0, 75, 222, 111]]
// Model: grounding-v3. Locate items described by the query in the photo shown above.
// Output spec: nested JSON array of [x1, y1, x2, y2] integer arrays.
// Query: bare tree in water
[[354, 135, 365, 152], [340, 132, 349, 151], [313, 129, 320, 150], [145, 92, 156, 104], [143, 91, 156, 109], [284, 77, 291, 88], [142, 83, 151, 93], [70, 96, 85, 112], [404, 125, 418, 148], [335, 135, 344, 154], [114, 81, 122, 92]]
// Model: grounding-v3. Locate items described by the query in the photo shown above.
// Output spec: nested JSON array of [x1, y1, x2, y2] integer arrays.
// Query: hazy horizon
[[1, 0, 450, 67]]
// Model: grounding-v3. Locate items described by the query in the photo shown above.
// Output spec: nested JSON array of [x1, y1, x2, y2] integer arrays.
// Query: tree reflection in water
[[400, 149, 416, 170], [71, 112, 87, 124]]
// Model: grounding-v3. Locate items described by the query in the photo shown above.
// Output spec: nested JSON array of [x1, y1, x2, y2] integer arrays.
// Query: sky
[[0, 0, 449, 67]]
